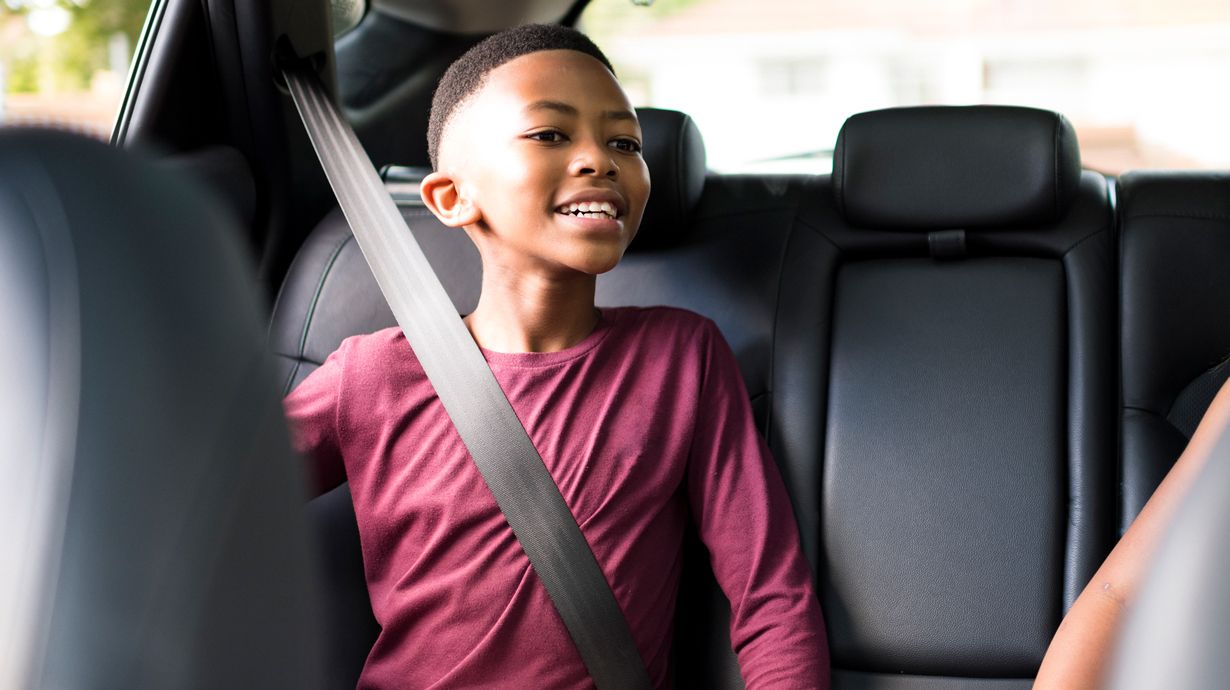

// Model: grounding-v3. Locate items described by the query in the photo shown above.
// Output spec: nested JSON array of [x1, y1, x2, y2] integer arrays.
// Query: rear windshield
[[580, 0, 1230, 175]]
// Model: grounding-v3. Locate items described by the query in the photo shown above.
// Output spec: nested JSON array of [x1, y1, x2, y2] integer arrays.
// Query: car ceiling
[[372, 0, 579, 33]]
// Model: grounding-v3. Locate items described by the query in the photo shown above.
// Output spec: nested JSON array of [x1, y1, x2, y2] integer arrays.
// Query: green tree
[[2, 0, 151, 93]]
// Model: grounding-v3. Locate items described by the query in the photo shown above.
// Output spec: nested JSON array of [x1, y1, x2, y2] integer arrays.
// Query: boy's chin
[[565, 257, 623, 277], [538, 242, 631, 277], [574, 248, 632, 276]]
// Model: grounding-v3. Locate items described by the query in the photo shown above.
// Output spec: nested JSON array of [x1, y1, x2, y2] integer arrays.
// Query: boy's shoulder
[[604, 305, 724, 353], [338, 324, 409, 352], [605, 305, 734, 365], [607, 305, 717, 338], [332, 325, 417, 371]]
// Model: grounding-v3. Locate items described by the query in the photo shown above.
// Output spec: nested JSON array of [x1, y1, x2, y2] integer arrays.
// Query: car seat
[[0, 129, 324, 689]]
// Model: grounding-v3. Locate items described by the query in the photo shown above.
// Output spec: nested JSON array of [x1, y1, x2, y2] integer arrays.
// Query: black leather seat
[[0, 129, 323, 688], [805, 106, 1117, 687], [1117, 171, 1230, 531], [269, 104, 1121, 689]]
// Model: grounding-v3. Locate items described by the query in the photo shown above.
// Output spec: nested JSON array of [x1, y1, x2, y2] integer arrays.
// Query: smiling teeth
[[558, 201, 617, 218]]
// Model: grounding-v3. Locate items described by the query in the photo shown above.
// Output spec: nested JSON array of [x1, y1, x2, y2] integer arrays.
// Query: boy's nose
[[570, 142, 618, 178]]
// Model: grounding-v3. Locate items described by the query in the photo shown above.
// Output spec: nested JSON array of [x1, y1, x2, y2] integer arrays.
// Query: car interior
[[3, 0, 1229, 688]]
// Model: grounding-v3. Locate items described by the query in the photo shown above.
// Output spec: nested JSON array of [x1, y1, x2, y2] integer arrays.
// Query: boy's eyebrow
[[525, 100, 638, 123]]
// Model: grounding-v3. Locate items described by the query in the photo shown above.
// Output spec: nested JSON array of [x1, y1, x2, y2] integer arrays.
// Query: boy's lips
[[553, 190, 628, 220], [554, 209, 624, 235]]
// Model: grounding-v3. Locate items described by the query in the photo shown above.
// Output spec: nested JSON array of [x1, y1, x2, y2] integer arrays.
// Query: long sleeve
[[686, 322, 830, 689], [282, 342, 349, 497]]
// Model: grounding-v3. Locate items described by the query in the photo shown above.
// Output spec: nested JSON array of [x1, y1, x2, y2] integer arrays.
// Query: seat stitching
[[1121, 211, 1230, 223], [1122, 404, 1163, 413], [838, 132, 847, 218], [1053, 113, 1062, 221], [793, 214, 843, 250], [1123, 404, 1193, 437], [287, 231, 355, 393], [676, 117, 687, 225], [282, 359, 302, 397], [764, 212, 798, 448], [1060, 222, 1110, 257]]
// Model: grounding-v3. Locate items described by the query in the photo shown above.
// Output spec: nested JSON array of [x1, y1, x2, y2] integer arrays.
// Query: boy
[[284, 23, 829, 690]]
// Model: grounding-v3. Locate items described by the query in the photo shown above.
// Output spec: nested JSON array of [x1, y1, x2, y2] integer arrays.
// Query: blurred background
[[581, 0, 1230, 174], [5, 0, 1228, 174], [0, 0, 148, 139]]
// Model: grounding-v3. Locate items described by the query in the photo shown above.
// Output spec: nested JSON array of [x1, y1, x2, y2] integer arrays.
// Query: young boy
[[283, 23, 829, 690]]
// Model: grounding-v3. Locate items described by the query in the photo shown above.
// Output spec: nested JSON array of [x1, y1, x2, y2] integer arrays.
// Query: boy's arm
[[685, 321, 830, 690], [1034, 376, 1230, 688], [282, 344, 350, 497]]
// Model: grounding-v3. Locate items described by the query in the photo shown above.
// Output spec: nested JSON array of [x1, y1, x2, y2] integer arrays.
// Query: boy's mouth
[[555, 201, 619, 220]]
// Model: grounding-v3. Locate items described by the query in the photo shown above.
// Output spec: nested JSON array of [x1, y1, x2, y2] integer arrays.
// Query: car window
[[580, 0, 1230, 175], [0, 0, 154, 140]]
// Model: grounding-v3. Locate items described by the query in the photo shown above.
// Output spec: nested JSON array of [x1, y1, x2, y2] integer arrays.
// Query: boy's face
[[435, 49, 650, 278]]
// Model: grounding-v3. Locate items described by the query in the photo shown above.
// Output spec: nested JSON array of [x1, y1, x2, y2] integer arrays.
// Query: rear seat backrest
[[271, 103, 1121, 689], [1117, 171, 1230, 531], [803, 106, 1117, 686]]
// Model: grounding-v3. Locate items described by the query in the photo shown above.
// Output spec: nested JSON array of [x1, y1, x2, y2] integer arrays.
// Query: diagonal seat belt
[[280, 61, 653, 690]]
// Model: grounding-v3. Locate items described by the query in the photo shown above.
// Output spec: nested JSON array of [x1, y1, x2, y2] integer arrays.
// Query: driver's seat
[[0, 129, 323, 688]]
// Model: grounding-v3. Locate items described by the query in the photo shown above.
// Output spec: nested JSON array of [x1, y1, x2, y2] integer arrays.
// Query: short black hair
[[426, 24, 615, 169]]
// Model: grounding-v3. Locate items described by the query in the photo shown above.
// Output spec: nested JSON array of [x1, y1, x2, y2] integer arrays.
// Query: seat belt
[[280, 61, 654, 690]]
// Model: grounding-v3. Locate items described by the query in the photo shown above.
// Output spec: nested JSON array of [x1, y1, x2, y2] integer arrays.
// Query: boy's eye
[[612, 138, 642, 154], [528, 130, 567, 143]]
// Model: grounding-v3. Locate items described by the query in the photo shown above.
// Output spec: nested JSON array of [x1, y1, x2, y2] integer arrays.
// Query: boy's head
[[420, 24, 650, 279], [427, 24, 615, 170]]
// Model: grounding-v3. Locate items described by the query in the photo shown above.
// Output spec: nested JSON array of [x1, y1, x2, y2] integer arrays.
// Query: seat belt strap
[[281, 62, 653, 690]]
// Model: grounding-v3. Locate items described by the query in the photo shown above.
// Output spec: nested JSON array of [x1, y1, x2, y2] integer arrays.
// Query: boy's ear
[[420, 172, 481, 228]]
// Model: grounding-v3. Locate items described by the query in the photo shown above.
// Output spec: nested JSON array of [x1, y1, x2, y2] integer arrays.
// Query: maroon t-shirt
[[284, 306, 828, 689]]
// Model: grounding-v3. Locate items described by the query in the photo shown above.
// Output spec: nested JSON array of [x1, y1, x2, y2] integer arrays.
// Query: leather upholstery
[[632, 108, 707, 249], [826, 258, 1066, 671], [270, 104, 1118, 689], [0, 130, 323, 688], [769, 105, 1116, 686], [782, 167, 1116, 685], [613, 110, 1116, 684], [832, 106, 1081, 230], [268, 204, 474, 392], [1117, 171, 1230, 530]]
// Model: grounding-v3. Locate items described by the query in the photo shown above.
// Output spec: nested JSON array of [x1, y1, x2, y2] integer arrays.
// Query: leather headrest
[[0, 128, 323, 687], [633, 107, 706, 249], [832, 106, 1081, 230]]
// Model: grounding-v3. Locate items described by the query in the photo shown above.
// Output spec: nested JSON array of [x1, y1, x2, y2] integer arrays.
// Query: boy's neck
[[464, 267, 601, 354]]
